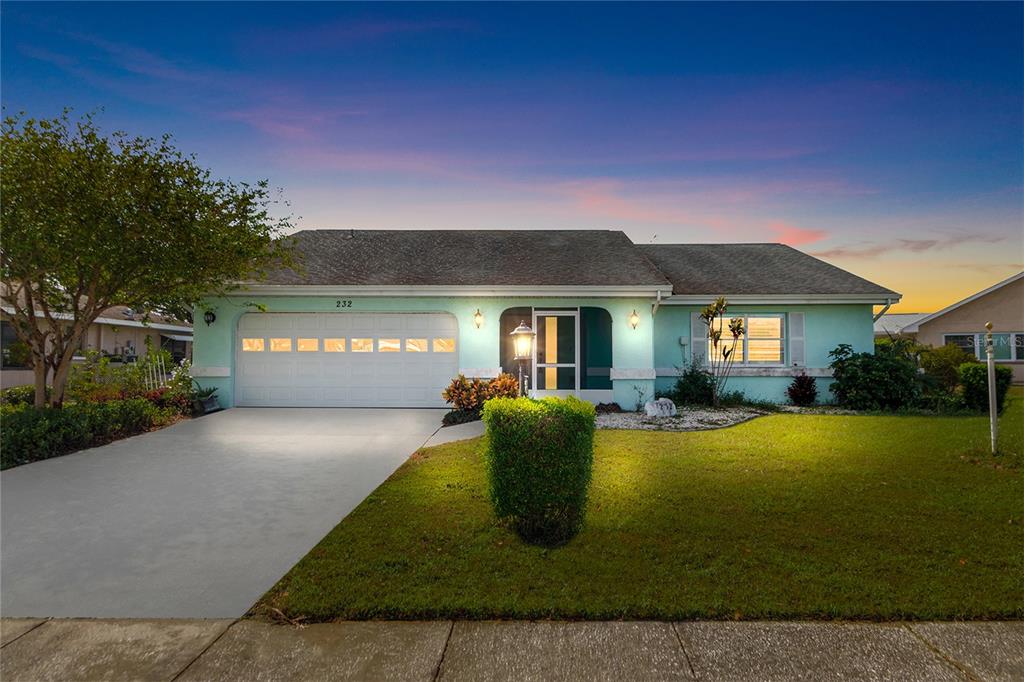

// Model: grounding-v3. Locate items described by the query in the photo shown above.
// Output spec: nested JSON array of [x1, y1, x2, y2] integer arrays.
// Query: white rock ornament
[[644, 398, 678, 418]]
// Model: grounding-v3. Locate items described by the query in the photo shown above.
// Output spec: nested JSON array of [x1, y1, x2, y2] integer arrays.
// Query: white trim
[[907, 271, 1024, 332], [661, 294, 899, 305], [236, 284, 674, 298], [191, 366, 230, 378], [610, 368, 657, 380], [460, 367, 502, 379], [656, 366, 832, 378]]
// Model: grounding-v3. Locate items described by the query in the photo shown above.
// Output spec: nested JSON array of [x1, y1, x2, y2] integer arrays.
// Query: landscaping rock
[[644, 398, 678, 418], [597, 406, 766, 432]]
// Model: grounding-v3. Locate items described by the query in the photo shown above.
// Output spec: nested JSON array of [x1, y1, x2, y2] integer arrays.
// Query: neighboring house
[[191, 230, 898, 408], [0, 305, 193, 389], [873, 313, 929, 339], [900, 271, 1024, 384]]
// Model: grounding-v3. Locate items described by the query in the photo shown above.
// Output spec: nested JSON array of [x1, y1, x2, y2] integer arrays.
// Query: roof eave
[[661, 293, 901, 305], [232, 283, 675, 298]]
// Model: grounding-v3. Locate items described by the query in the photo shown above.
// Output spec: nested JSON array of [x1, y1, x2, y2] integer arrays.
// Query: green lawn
[[256, 388, 1024, 622]]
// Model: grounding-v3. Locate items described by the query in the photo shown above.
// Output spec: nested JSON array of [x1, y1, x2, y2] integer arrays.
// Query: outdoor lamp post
[[985, 322, 998, 455], [510, 321, 535, 396]]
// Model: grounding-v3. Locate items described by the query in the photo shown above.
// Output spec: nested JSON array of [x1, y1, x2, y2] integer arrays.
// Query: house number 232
[[336, 299, 353, 308]]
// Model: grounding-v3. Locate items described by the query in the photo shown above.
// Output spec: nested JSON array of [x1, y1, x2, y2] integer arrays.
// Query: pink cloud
[[768, 221, 828, 246]]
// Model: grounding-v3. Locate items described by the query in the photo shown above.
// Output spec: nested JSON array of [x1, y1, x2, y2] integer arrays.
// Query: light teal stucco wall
[[651, 304, 875, 403], [192, 295, 656, 408]]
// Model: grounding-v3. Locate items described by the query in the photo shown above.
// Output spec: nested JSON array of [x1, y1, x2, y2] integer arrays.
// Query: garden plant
[[482, 396, 596, 547]]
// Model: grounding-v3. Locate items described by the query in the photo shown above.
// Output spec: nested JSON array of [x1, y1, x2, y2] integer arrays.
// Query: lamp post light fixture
[[474, 308, 484, 329], [203, 310, 216, 326], [510, 320, 535, 396], [629, 309, 640, 330]]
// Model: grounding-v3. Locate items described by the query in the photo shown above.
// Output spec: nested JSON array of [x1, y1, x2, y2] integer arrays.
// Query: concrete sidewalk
[[2, 618, 1020, 681]]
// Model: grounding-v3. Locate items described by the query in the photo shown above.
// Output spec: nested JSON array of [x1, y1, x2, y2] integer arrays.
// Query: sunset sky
[[3, 2, 1021, 311]]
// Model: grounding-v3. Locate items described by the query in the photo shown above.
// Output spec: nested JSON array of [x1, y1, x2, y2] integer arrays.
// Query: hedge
[[958, 363, 1013, 414], [0, 399, 171, 470], [481, 396, 596, 547]]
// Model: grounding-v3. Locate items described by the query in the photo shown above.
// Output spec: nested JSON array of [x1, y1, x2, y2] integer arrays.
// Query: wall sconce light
[[629, 309, 640, 330], [203, 310, 216, 326], [474, 308, 484, 329]]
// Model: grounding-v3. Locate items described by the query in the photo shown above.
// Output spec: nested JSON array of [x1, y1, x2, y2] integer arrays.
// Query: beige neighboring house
[[0, 305, 193, 389], [899, 271, 1024, 384]]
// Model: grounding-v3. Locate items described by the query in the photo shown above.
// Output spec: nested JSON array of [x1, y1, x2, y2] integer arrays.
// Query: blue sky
[[3, 1, 1022, 310]]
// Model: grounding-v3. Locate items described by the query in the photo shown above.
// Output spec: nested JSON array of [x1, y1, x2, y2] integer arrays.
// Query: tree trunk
[[49, 348, 79, 409], [32, 354, 48, 409]]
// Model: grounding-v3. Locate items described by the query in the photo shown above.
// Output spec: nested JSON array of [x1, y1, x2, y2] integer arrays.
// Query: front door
[[532, 309, 579, 396]]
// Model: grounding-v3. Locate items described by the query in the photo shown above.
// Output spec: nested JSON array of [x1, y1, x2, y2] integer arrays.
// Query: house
[[0, 305, 193, 389], [190, 230, 899, 408], [873, 313, 929, 339], [899, 271, 1024, 383]]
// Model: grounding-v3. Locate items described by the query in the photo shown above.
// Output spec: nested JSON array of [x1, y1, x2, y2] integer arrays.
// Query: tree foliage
[[1, 111, 294, 407]]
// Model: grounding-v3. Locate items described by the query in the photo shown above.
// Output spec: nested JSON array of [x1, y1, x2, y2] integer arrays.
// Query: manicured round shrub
[[482, 396, 595, 547], [958, 363, 1013, 414], [786, 373, 818, 406]]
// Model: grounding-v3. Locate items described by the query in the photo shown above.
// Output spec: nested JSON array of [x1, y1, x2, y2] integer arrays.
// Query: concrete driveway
[[1, 408, 445, 618]]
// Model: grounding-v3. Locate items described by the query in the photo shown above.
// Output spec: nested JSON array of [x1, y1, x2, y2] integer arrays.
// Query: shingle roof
[[259, 229, 672, 288], [637, 243, 900, 297]]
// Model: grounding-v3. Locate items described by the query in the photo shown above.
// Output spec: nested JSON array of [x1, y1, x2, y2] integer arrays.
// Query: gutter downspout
[[652, 290, 663, 317], [872, 298, 893, 322]]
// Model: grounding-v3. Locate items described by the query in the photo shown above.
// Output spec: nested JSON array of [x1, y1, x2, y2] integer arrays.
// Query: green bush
[[1, 384, 49, 406], [482, 396, 595, 547], [958, 363, 1013, 414], [671, 361, 715, 405], [828, 344, 920, 411], [0, 398, 170, 470], [921, 344, 979, 391]]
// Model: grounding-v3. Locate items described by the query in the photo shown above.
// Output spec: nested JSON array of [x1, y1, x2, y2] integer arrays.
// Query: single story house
[[899, 271, 1024, 383], [191, 229, 899, 408], [0, 305, 193, 389], [873, 312, 929, 339]]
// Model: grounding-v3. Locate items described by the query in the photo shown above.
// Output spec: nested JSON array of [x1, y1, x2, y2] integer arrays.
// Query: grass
[[255, 388, 1024, 622]]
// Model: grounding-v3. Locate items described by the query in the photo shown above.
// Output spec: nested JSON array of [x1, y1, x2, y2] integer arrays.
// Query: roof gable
[[907, 271, 1024, 330]]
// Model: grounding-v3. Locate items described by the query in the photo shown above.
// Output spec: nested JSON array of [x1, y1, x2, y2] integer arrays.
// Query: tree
[[1, 111, 293, 408], [699, 296, 745, 406]]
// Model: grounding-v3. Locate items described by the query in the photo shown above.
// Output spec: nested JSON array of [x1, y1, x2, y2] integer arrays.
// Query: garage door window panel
[[433, 338, 456, 353], [406, 338, 428, 352], [270, 338, 292, 352], [324, 338, 346, 352], [379, 338, 401, 353], [241, 338, 265, 352], [297, 338, 319, 352], [351, 338, 373, 352]]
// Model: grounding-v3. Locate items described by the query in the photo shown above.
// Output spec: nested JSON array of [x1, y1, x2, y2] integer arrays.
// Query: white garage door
[[235, 312, 459, 407]]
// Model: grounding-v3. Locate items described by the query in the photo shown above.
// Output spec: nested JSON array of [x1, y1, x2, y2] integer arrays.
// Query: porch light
[[511, 321, 534, 360], [203, 310, 216, 326], [629, 309, 640, 330], [474, 308, 484, 329]]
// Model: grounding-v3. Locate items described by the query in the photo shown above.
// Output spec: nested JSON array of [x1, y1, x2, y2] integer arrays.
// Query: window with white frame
[[944, 333, 1024, 360], [707, 314, 785, 365]]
